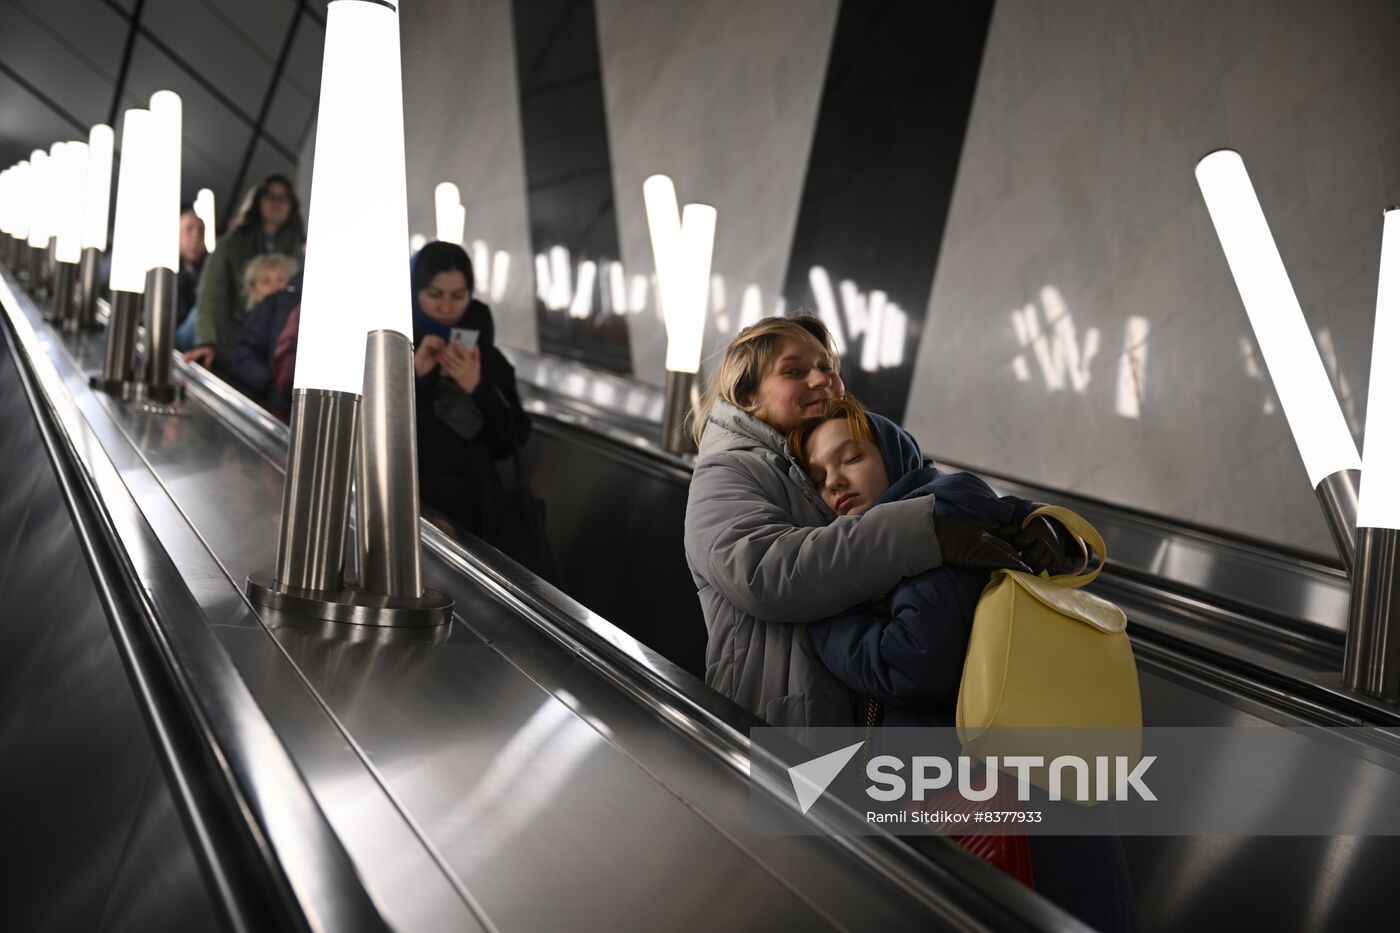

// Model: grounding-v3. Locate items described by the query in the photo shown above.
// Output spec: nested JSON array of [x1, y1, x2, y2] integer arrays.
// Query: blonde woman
[[682, 317, 1024, 727]]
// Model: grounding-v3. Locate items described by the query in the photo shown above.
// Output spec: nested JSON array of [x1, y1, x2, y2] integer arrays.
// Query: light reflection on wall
[[512, 243, 911, 370], [1239, 335, 1277, 415], [808, 266, 909, 371], [1115, 316, 1150, 420], [447, 237, 915, 372], [1011, 286, 1151, 419], [1010, 286, 1099, 393], [1315, 326, 1361, 438]]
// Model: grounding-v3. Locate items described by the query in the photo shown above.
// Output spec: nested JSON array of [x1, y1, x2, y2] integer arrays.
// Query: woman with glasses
[[185, 174, 305, 372]]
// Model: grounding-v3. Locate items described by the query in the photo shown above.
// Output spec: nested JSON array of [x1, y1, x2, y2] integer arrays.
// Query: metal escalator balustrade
[[0, 268, 398, 932]]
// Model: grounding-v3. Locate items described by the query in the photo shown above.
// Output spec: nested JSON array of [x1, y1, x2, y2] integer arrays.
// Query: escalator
[[0, 263, 1084, 931]]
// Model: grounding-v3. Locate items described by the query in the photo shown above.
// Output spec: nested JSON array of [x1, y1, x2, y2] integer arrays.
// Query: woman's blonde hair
[[690, 316, 842, 444], [243, 253, 298, 309], [787, 395, 875, 469]]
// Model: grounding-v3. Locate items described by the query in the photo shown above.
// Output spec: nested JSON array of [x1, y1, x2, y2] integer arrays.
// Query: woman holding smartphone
[[411, 242, 553, 578]]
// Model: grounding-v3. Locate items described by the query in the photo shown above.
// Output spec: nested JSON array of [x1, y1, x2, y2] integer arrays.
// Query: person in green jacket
[[185, 174, 305, 370]]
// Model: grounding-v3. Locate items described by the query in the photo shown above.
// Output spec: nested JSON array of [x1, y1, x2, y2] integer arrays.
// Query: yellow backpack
[[956, 505, 1142, 797]]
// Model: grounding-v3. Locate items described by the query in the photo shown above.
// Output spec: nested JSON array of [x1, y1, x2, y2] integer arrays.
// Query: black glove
[[1003, 511, 1089, 576], [933, 516, 1031, 572]]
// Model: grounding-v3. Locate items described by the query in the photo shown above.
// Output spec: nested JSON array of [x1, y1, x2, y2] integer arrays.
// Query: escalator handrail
[[0, 271, 390, 933]]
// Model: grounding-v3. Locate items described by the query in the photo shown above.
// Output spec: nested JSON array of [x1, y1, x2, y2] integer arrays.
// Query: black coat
[[414, 301, 552, 578]]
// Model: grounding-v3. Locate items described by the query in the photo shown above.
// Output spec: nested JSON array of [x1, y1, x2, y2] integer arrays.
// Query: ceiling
[[0, 0, 329, 215]]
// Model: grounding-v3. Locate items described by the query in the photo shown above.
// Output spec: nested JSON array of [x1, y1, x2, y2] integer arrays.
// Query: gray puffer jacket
[[683, 401, 944, 727]]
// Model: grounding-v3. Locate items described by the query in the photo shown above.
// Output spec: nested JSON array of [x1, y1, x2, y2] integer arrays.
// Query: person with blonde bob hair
[[682, 316, 1027, 727]]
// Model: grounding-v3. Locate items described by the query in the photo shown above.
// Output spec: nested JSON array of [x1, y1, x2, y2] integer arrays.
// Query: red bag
[[865, 702, 1035, 888]]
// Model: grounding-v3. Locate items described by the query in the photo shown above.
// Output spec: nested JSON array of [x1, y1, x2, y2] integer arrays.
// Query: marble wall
[[905, 0, 1400, 554], [596, 0, 840, 386], [400, 0, 537, 351]]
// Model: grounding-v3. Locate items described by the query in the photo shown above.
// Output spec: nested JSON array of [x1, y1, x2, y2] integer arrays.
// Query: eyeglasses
[[262, 192, 291, 204]]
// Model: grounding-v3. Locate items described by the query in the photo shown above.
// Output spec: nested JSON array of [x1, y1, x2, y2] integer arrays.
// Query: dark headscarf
[[868, 411, 933, 486], [410, 241, 478, 341]]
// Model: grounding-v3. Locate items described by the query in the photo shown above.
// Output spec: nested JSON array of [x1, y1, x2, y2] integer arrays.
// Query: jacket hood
[[868, 412, 930, 485], [696, 399, 792, 461]]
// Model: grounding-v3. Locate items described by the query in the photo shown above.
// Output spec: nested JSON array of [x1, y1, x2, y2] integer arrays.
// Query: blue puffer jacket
[[806, 423, 1032, 727], [809, 415, 1140, 933]]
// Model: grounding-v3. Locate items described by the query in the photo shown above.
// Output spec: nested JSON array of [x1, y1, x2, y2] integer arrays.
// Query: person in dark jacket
[[176, 209, 207, 326], [226, 270, 302, 416], [186, 174, 305, 371], [789, 396, 1137, 933], [411, 241, 554, 580]]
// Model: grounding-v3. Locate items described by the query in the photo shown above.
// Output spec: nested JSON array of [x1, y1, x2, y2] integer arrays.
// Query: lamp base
[[88, 375, 134, 400], [244, 571, 453, 628], [136, 381, 185, 405], [661, 369, 698, 456], [1342, 527, 1400, 701]]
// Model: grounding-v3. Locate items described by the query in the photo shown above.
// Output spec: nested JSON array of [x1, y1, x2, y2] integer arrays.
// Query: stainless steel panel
[[0, 320, 219, 933]]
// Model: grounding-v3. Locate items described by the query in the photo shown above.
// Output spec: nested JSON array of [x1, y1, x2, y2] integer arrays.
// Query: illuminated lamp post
[[0, 166, 13, 265], [51, 139, 88, 330], [26, 149, 52, 296], [193, 187, 216, 254], [245, 0, 450, 626], [139, 90, 182, 403], [1195, 150, 1363, 572], [0, 163, 25, 269], [1345, 207, 1400, 699], [434, 181, 465, 244], [644, 174, 716, 456], [95, 109, 153, 397], [77, 124, 115, 332]]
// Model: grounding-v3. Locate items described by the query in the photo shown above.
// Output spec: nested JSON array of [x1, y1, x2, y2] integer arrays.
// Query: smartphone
[[449, 327, 479, 350]]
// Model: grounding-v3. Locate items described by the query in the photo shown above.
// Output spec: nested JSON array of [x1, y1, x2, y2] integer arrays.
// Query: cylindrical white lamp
[[434, 181, 465, 245], [1344, 207, 1400, 699], [26, 149, 52, 251], [1, 161, 31, 269], [77, 124, 114, 330], [247, 0, 450, 626], [53, 141, 87, 265], [1195, 149, 1362, 570], [138, 89, 183, 402], [49, 140, 89, 327], [644, 173, 716, 454], [193, 187, 217, 254], [24, 148, 54, 296], [96, 109, 153, 394]]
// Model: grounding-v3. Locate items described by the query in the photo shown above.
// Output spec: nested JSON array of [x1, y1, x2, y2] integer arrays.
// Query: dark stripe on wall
[[229, 6, 305, 211], [779, 0, 994, 422], [511, 0, 631, 375]]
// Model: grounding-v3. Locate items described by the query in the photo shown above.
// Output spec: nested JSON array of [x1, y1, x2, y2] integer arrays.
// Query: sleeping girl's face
[[803, 418, 890, 517]]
